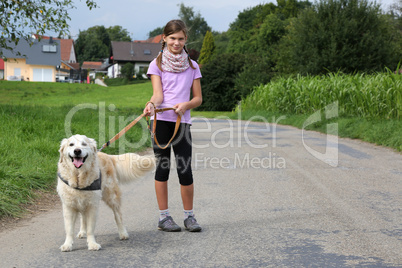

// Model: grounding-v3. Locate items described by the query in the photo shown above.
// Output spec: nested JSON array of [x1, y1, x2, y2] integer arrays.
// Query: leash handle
[[98, 102, 182, 152], [148, 107, 181, 150]]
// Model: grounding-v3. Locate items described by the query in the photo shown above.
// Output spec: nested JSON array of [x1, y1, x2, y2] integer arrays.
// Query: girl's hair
[[156, 19, 196, 71]]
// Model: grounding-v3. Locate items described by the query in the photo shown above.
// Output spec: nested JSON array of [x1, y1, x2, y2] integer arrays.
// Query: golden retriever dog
[[57, 134, 155, 252]]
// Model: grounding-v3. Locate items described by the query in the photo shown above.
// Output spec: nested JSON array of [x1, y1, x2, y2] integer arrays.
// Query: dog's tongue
[[73, 157, 84, 168]]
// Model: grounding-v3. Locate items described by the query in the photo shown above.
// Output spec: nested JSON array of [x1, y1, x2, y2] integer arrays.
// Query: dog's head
[[59, 135, 97, 169]]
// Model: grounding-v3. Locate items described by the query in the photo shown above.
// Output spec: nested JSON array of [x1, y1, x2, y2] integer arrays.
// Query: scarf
[[161, 46, 190, 73]]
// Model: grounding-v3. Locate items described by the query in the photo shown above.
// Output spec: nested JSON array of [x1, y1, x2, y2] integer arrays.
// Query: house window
[[144, 49, 151, 55], [42, 45, 57, 53]]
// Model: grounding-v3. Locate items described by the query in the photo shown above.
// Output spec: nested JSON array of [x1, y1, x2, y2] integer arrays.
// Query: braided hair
[[156, 20, 196, 72]]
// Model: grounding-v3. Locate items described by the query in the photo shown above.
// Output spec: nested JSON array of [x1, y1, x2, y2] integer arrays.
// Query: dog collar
[[58, 171, 102, 191]]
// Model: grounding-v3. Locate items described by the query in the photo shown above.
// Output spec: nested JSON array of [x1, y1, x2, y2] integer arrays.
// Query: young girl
[[143, 19, 202, 232]]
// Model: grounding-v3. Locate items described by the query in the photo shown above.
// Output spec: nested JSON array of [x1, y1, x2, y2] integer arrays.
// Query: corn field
[[241, 72, 402, 119]]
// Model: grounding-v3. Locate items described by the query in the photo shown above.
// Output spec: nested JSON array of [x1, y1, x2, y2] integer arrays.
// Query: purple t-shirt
[[147, 59, 202, 124]]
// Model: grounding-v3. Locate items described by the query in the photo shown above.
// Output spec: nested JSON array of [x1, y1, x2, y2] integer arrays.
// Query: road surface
[[0, 118, 401, 267]]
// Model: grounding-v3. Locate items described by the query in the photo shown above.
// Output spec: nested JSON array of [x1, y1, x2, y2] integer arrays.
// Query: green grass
[[0, 81, 154, 217], [0, 80, 153, 107], [242, 72, 401, 119]]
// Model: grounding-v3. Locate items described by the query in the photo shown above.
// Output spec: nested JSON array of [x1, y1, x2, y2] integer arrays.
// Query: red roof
[[59, 39, 74, 62], [0, 58, 4, 70], [134, 34, 163, 43], [82, 61, 103, 70], [33, 35, 74, 62]]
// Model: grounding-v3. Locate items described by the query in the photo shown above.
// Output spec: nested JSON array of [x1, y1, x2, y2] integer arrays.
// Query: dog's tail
[[111, 153, 156, 184]]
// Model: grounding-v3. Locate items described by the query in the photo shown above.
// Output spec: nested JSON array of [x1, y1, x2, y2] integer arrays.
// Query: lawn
[[0, 81, 154, 217]]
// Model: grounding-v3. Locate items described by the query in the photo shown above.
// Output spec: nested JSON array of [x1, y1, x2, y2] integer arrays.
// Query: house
[[82, 60, 109, 80], [33, 35, 80, 82], [1, 38, 61, 82], [108, 41, 161, 78]]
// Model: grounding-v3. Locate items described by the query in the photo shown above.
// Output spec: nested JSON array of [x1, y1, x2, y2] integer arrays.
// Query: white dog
[[57, 134, 155, 252]]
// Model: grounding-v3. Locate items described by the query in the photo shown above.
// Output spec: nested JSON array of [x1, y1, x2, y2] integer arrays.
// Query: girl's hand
[[173, 103, 187, 116], [144, 102, 155, 116]]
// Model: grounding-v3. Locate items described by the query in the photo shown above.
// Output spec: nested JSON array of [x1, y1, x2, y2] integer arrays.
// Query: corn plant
[[242, 71, 401, 119]]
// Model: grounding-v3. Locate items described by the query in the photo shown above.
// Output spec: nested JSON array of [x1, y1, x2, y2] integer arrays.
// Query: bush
[[121, 63, 135, 80], [235, 56, 275, 98], [198, 53, 246, 111]]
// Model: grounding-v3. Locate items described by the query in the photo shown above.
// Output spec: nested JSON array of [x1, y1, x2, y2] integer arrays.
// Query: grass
[[0, 81, 154, 217], [242, 72, 401, 119], [0, 80, 152, 107]]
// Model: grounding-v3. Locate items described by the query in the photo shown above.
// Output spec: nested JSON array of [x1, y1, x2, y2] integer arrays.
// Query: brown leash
[[98, 102, 181, 152]]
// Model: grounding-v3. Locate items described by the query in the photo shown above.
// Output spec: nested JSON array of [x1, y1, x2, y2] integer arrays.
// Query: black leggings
[[151, 120, 193, 186]]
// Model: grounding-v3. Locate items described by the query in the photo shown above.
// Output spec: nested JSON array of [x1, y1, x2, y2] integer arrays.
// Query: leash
[[98, 102, 181, 151]]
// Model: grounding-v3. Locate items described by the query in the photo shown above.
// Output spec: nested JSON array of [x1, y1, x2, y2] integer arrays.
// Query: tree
[[148, 27, 164, 38], [0, 0, 97, 56], [107, 26, 131, 42], [199, 54, 246, 111], [258, 14, 289, 52], [211, 31, 230, 57], [198, 31, 215, 65], [75, 25, 130, 63], [178, 3, 211, 51], [277, 0, 402, 74], [226, 1, 310, 54], [75, 26, 110, 63]]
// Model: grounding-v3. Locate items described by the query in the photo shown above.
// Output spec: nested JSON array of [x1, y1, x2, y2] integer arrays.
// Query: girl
[[143, 19, 202, 232]]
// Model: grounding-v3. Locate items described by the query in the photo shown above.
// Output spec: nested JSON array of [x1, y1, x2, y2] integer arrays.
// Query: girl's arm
[[144, 74, 164, 116], [173, 78, 202, 114]]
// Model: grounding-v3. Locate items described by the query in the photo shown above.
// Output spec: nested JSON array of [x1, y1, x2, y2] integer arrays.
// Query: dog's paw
[[88, 242, 101, 251], [77, 231, 86, 239], [119, 231, 129, 240], [60, 243, 73, 252]]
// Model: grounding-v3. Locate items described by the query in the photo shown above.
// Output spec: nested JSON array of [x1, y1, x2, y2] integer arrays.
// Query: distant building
[[1, 37, 61, 82], [108, 41, 161, 78], [33, 35, 79, 82]]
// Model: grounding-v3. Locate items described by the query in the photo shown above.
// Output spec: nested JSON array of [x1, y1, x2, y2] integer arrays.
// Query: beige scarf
[[161, 47, 190, 73]]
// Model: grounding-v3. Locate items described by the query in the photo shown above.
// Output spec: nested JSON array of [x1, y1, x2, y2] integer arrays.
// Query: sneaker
[[158, 216, 181, 232], [184, 216, 202, 232]]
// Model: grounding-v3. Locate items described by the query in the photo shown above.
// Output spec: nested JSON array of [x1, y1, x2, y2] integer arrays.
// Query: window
[[42, 45, 57, 53], [144, 49, 151, 55]]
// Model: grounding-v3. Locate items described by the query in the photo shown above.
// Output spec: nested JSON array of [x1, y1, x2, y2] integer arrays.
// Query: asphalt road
[[0, 118, 401, 267]]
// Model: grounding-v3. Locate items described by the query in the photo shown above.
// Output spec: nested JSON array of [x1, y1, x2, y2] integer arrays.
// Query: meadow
[[0, 81, 154, 217], [0, 73, 401, 217]]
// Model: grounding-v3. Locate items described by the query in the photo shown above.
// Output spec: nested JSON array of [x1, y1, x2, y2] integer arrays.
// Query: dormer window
[[42, 44, 57, 53], [144, 49, 151, 55]]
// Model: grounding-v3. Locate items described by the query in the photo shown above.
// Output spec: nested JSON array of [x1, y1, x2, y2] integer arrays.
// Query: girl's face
[[163, 31, 187, 54]]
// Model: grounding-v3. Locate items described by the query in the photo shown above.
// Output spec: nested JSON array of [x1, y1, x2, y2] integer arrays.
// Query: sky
[[60, 0, 397, 41]]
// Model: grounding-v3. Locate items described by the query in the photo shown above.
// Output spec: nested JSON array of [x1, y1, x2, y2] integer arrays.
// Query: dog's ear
[[59, 138, 68, 163], [87, 137, 98, 153]]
